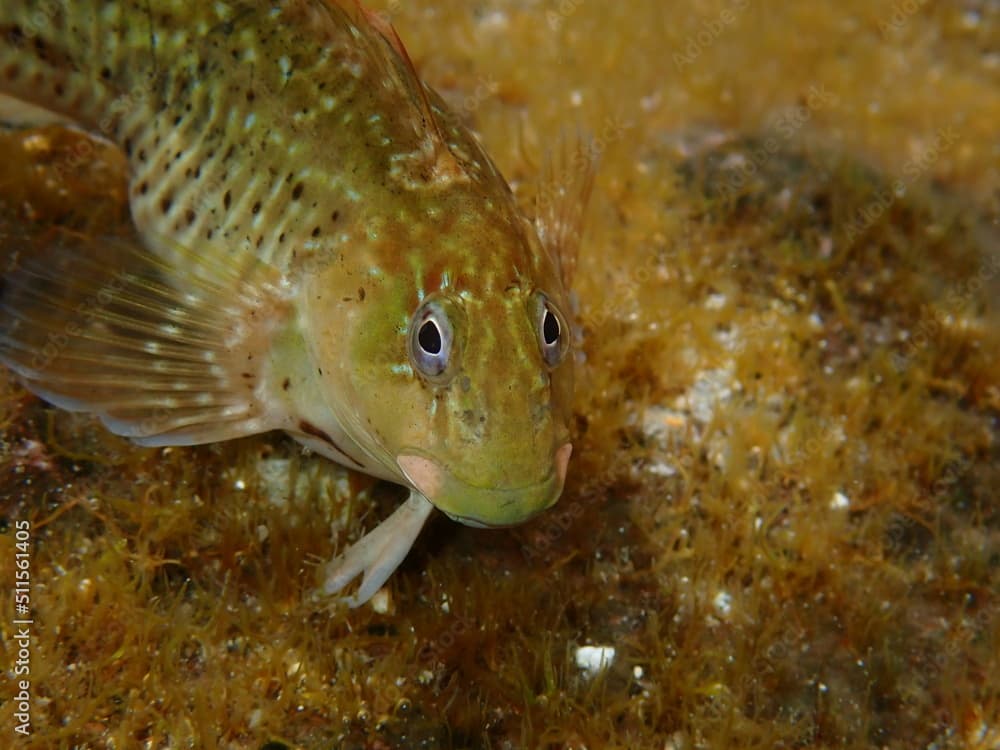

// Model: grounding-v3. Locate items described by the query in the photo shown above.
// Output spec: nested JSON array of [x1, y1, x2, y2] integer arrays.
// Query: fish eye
[[409, 299, 454, 380], [533, 292, 569, 368]]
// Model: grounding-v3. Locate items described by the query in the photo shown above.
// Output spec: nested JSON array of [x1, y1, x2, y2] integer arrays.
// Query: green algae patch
[[1, 1, 998, 748]]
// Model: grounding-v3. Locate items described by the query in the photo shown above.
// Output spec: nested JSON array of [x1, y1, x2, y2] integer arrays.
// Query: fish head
[[305, 203, 575, 528], [393, 279, 575, 528]]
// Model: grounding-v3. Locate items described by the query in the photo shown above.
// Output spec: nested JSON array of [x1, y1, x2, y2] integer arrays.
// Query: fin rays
[[0, 226, 292, 446]]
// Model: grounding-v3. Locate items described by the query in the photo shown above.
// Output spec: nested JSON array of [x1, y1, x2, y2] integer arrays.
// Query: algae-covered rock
[[2, 1, 997, 748]]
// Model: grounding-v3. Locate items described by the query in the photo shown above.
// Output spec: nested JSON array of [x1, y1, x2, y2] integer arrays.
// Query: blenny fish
[[0, 1, 590, 605]]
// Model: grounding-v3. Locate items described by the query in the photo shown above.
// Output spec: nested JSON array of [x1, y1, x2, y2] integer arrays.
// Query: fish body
[[0, 1, 588, 604]]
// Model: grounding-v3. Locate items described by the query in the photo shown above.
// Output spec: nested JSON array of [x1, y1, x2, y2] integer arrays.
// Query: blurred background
[[1, 1, 997, 748]]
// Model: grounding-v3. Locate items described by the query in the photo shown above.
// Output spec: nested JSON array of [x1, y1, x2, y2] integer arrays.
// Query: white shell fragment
[[574, 645, 616, 678]]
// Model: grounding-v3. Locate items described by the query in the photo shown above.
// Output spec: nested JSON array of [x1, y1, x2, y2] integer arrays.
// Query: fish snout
[[396, 443, 572, 527]]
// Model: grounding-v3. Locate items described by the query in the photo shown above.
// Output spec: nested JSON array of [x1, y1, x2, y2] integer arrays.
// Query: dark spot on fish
[[331, 210, 340, 222], [252, 201, 261, 214], [358, 287, 366, 301], [100, 66, 112, 80], [7, 25, 24, 46], [246, 89, 255, 102], [160, 195, 173, 214], [223, 144, 235, 162], [138, 181, 148, 195], [223, 190, 231, 210], [241, 372, 252, 379], [291, 182, 304, 200], [53, 82, 65, 97], [186, 209, 196, 226], [206, 228, 214, 240], [298, 420, 364, 468], [311, 226, 320, 238], [138, 149, 147, 162], [173, 114, 182, 126], [278, 233, 286, 243], [282, 378, 290, 391]]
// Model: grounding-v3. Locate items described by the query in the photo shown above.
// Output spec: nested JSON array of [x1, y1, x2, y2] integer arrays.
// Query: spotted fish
[[0, 1, 591, 605]]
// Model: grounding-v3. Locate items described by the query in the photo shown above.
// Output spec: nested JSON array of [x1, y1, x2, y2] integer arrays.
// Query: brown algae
[[1, 1, 998, 748]]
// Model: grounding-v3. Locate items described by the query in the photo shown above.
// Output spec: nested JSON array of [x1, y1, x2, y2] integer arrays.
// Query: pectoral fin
[[0, 226, 293, 446]]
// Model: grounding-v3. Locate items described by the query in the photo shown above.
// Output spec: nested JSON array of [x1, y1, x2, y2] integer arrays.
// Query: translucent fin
[[536, 136, 597, 289], [354, 2, 449, 148], [326, 0, 463, 184], [320, 491, 435, 607], [0, 226, 293, 446]]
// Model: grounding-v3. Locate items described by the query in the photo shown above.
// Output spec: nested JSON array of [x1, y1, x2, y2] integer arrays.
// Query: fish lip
[[395, 447, 562, 494], [396, 442, 571, 527], [442, 506, 547, 529]]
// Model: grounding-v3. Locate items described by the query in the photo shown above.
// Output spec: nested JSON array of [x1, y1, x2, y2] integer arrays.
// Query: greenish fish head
[[394, 283, 572, 526], [320, 218, 576, 528], [392, 283, 575, 527]]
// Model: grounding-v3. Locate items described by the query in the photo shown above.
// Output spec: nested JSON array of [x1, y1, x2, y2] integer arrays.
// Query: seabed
[[1, 1, 997, 748]]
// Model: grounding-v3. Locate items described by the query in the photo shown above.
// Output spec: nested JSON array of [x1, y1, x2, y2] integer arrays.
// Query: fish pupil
[[542, 308, 560, 345], [419, 320, 442, 355]]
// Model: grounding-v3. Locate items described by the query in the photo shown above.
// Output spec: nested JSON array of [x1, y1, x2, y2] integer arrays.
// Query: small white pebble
[[705, 292, 727, 310], [713, 590, 733, 617], [370, 588, 392, 614], [575, 645, 616, 677], [830, 491, 850, 509]]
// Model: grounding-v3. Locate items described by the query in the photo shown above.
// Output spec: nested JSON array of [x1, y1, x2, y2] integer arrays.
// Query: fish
[[0, 1, 592, 605]]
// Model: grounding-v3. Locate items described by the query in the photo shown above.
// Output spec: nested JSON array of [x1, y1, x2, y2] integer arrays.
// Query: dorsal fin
[[536, 135, 597, 289], [331, 0, 465, 185]]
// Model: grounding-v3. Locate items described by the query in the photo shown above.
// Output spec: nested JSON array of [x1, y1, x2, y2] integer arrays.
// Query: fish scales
[[0, 0, 590, 606]]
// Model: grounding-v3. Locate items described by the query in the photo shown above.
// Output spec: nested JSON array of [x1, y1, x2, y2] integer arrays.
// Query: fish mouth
[[396, 443, 572, 527]]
